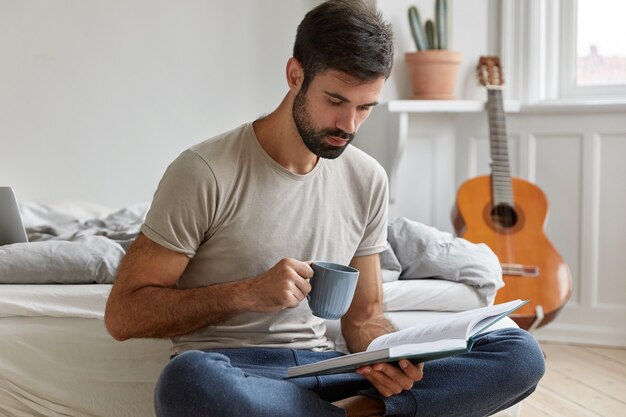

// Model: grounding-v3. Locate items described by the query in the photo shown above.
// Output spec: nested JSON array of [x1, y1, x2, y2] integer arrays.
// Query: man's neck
[[253, 96, 319, 175]]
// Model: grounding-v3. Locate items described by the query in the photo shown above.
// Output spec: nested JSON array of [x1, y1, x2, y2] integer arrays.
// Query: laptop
[[0, 186, 29, 245]]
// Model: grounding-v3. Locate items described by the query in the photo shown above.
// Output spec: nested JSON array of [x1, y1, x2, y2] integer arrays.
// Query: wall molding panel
[[506, 112, 625, 346], [357, 103, 626, 346]]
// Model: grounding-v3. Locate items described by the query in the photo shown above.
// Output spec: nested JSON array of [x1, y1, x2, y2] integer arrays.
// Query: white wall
[[1, 0, 492, 208], [465, 106, 626, 346], [0, 0, 314, 208]]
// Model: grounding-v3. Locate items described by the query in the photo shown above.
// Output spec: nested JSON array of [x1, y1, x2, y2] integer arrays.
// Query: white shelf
[[385, 100, 521, 113]]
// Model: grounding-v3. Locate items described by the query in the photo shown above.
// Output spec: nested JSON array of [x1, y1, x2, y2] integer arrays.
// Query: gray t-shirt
[[141, 122, 388, 354]]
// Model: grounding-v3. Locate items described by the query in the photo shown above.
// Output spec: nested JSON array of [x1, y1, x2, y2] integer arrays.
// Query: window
[[576, 0, 626, 86], [501, 0, 626, 103]]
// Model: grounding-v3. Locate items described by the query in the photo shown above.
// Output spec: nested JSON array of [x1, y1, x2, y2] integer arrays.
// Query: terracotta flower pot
[[405, 50, 462, 99]]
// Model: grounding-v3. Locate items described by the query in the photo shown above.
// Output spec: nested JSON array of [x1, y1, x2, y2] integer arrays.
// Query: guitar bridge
[[501, 263, 540, 277]]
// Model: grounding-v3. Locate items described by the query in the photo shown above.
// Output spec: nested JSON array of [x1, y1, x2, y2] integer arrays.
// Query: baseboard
[[532, 323, 626, 347]]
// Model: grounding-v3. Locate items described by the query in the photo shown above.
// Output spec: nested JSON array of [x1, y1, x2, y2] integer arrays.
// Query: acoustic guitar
[[452, 56, 571, 330]]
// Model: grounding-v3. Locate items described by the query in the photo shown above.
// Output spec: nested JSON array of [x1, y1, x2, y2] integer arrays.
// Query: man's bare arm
[[341, 253, 423, 398], [341, 254, 395, 353], [104, 233, 313, 341]]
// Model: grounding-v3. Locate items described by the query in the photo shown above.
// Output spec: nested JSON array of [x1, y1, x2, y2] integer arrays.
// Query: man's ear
[[286, 57, 304, 91]]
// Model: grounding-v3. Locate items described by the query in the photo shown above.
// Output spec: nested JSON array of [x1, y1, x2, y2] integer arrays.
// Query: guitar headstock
[[477, 56, 504, 89]]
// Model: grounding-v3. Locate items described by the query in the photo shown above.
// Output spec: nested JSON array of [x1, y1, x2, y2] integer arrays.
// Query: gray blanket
[[0, 204, 146, 284]]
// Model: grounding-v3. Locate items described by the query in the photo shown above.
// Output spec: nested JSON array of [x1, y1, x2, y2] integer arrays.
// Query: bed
[[0, 202, 522, 417], [0, 284, 168, 417]]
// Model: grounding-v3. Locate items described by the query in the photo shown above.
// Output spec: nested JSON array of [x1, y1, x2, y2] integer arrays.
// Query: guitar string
[[489, 88, 515, 266]]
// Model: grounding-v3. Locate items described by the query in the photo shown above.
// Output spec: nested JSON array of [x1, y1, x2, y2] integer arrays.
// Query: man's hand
[[244, 258, 313, 313], [356, 360, 424, 397]]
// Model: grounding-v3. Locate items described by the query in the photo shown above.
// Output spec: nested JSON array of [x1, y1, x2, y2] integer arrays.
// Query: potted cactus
[[405, 0, 462, 99]]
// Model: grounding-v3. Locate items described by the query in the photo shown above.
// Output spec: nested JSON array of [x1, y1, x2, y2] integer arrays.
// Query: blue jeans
[[154, 328, 544, 417]]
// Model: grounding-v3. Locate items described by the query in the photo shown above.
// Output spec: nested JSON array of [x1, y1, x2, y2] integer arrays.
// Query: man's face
[[292, 70, 384, 159]]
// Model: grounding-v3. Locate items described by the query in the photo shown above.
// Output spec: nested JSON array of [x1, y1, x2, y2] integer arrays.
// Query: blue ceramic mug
[[308, 262, 359, 319]]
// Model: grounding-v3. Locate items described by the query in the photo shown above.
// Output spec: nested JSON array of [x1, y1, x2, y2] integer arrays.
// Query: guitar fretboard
[[487, 88, 514, 207]]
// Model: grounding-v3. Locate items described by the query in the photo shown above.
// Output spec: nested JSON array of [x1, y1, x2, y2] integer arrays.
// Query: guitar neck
[[487, 88, 514, 207]]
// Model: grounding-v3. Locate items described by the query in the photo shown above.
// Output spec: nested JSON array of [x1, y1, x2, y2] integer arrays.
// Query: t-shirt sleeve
[[140, 149, 217, 257], [354, 165, 389, 257]]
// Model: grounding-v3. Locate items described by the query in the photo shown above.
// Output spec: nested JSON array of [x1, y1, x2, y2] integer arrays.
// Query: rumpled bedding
[[0, 203, 148, 284], [0, 204, 502, 304], [381, 217, 504, 305]]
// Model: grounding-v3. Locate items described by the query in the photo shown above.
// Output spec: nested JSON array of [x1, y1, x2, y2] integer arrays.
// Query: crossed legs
[[154, 328, 544, 417]]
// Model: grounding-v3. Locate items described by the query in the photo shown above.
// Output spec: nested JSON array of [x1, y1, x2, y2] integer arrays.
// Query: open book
[[286, 299, 528, 379]]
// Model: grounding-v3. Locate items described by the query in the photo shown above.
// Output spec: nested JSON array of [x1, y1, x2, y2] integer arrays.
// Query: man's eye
[[358, 106, 372, 112], [329, 99, 342, 106]]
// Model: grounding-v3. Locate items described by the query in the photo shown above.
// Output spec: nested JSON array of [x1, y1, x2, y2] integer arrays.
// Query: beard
[[292, 88, 354, 159]]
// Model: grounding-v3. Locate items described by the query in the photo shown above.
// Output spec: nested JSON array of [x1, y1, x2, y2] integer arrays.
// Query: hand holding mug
[[248, 258, 313, 313]]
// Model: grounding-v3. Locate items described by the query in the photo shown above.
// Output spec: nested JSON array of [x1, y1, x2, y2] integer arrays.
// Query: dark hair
[[293, 0, 394, 90]]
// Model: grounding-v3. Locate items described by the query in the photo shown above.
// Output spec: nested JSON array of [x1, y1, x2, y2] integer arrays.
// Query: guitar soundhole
[[491, 204, 518, 228]]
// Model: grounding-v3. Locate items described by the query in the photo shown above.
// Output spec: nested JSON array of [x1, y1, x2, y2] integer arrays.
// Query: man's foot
[[332, 395, 385, 417]]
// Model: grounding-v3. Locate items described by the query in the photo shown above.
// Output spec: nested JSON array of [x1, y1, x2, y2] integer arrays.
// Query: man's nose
[[336, 107, 357, 135]]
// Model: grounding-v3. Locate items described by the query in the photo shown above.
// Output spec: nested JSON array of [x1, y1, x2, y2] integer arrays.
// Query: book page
[[367, 315, 472, 351], [367, 300, 524, 352]]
